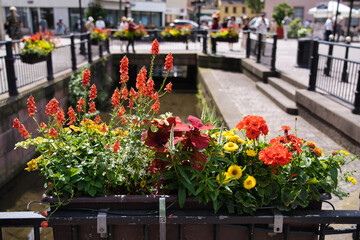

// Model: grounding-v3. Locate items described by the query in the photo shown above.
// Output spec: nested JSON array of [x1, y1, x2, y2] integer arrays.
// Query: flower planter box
[[20, 54, 48, 64], [161, 36, 188, 42], [116, 36, 142, 41], [43, 195, 319, 240], [91, 39, 105, 45], [212, 37, 239, 43]]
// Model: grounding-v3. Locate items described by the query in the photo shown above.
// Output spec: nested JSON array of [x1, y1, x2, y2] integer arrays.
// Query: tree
[[272, 2, 294, 27], [86, 2, 107, 22], [245, 0, 265, 14]]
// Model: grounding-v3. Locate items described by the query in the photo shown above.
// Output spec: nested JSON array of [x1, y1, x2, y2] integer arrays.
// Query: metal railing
[[0, 33, 108, 96], [1, 209, 360, 240], [245, 31, 278, 71], [308, 40, 360, 114]]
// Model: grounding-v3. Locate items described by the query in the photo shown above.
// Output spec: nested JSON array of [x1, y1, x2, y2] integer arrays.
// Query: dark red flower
[[111, 89, 120, 108], [13, 118, 21, 129], [19, 124, 30, 138], [48, 128, 58, 138], [113, 141, 120, 153], [41, 221, 48, 228], [89, 84, 97, 101], [27, 96, 36, 117], [88, 102, 96, 113], [82, 69, 91, 86], [164, 54, 173, 70], [151, 39, 159, 55]]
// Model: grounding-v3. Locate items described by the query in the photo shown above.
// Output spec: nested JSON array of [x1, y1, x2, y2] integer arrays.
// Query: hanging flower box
[[212, 37, 239, 43], [20, 54, 48, 64]]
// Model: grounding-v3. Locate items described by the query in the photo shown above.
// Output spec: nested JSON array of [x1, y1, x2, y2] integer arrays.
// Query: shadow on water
[[0, 90, 201, 240]]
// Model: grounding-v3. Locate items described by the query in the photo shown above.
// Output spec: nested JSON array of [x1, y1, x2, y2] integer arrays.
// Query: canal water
[[0, 91, 201, 240]]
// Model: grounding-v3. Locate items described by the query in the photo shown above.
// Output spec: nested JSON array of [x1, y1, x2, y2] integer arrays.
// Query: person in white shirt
[[254, 12, 269, 55], [324, 16, 333, 41], [95, 16, 106, 30], [118, 16, 128, 52]]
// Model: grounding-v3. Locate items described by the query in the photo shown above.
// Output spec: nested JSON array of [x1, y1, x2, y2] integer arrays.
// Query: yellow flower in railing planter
[[161, 25, 191, 39], [90, 28, 110, 42], [114, 25, 147, 40], [20, 31, 57, 57], [211, 27, 239, 40]]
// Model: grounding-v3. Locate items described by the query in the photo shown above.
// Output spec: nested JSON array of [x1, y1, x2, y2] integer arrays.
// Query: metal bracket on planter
[[272, 209, 283, 233], [159, 197, 166, 240], [97, 210, 108, 238]]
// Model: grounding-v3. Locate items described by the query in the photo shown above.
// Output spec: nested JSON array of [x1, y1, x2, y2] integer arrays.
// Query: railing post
[[185, 36, 188, 51], [46, 52, 54, 81], [202, 31, 208, 54], [246, 31, 250, 58], [80, 34, 86, 55], [308, 40, 319, 91], [341, 38, 350, 83], [352, 69, 360, 114], [324, 36, 334, 76], [256, 33, 262, 63], [270, 34, 277, 71], [5, 41, 18, 96], [99, 43, 103, 58], [87, 33, 92, 64], [70, 34, 77, 72], [106, 38, 110, 54]]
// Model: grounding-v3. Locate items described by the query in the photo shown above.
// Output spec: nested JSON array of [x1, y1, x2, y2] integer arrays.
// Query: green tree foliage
[[245, 0, 264, 14], [272, 2, 294, 27], [86, 2, 107, 21]]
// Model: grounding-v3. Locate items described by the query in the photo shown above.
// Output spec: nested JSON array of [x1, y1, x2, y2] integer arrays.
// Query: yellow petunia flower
[[227, 165, 242, 180], [222, 131, 234, 137], [227, 135, 240, 142], [348, 177, 357, 185], [243, 176, 256, 190], [340, 150, 349, 156], [216, 172, 231, 184], [224, 142, 239, 152], [246, 149, 257, 157]]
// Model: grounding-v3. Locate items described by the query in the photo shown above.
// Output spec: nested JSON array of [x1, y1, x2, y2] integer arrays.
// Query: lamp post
[[324, 34, 334, 76], [341, 36, 351, 83], [79, 0, 86, 55]]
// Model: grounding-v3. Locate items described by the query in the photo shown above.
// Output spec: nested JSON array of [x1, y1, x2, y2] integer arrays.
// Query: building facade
[[219, 0, 257, 22]]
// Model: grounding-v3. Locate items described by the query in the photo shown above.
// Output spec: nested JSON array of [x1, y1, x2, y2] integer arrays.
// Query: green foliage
[[86, 2, 107, 21], [272, 2, 294, 27], [245, 0, 264, 14]]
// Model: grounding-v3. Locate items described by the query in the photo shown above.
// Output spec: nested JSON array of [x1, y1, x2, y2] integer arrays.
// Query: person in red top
[[210, 17, 219, 54], [127, 18, 137, 53]]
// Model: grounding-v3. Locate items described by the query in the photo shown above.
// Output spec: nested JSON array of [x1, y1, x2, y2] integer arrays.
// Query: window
[[242, 7, 246, 14], [40, 8, 54, 29], [233, 7, 237, 13], [293, 7, 304, 21], [225, 7, 228, 13], [69, 8, 85, 32]]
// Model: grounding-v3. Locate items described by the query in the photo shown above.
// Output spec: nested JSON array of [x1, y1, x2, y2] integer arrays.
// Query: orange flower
[[94, 115, 101, 124], [67, 107, 76, 125], [146, 78, 155, 97], [27, 96, 36, 117], [151, 100, 160, 114], [113, 141, 120, 153], [120, 56, 129, 84], [101, 124, 107, 133], [19, 124, 30, 138], [236, 115, 268, 140], [40, 122, 47, 129], [164, 54, 173, 70], [41, 221, 48, 228], [259, 142, 292, 166], [129, 88, 138, 99], [128, 98, 134, 108], [56, 109, 65, 125], [136, 68, 147, 94], [45, 99, 59, 116], [314, 148, 323, 156], [151, 39, 159, 55], [111, 89, 120, 107], [279, 125, 291, 132], [307, 141, 316, 148], [88, 102, 96, 113], [82, 69, 91, 86], [48, 128, 58, 138], [13, 118, 21, 129], [89, 84, 97, 101], [117, 106, 126, 119], [77, 98, 85, 112], [121, 87, 128, 100], [164, 83, 172, 93], [151, 92, 159, 100]]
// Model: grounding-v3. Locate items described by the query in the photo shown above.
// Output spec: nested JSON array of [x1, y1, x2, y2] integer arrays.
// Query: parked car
[[172, 19, 205, 30]]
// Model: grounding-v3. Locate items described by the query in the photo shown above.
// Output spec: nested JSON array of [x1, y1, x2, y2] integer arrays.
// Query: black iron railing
[[1, 209, 360, 240], [309, 40, 360, 114]]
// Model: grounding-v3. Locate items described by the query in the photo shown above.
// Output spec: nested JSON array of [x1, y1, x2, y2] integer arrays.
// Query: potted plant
[[272, 2, 294, 39], [12, 41, 357, 239], [90, 28, 110, 45], [160, 25, 191, 42], [211, 28, 239, 42], [20, 31, 57, 64]]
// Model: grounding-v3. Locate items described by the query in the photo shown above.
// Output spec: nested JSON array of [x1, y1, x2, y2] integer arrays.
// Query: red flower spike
[[82, 69, 91, 86], [280, 125, 291, 132], [151, 100, 160, 114], [40, 122, 48, 129], [129, 88, 138, 99], [27, 96, 37, 117], [121, 87, 128, 100], [113, 141, 120, 153], [146, 78, 155, 97], [13, 118, 21, 129], [41, 221, 48, 228], [77, 98, 85, 112], [164, 83, 172, 93], [100, 124, 107, 133], [56, 109, 65, 125], [45, 99, 59, 116], [120, 57, 129, 84], [42, 211, 48, 217], [136, 69, 147, 94], [67, 107, 76, 125], [48, 128, 58, 138], [94, 115, 101, 124], [89, 84, 97, 101], [128, 98, 134, 109], [88, 102, 96, 113], [19, 124, 30, 139], [164, 54, 173, 70], [111, 89, 120, 107], [151, 39, 160, 55]]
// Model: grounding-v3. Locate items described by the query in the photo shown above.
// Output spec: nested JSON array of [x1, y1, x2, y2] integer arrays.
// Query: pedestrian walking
[[282, 15, 291, 40], [55, 18, 64, 35], [95, 16, 106, 30], [126, 18, 137, 53], [241, 16, 249, 51], [39, 16, 47, 33], [254, 12, 269, 55], [210, 17, 219, 54], [324, 16, 333, 41], [5, 6, 22, 52], [118, 16, 128, 52], [85, 16, 95, 33]]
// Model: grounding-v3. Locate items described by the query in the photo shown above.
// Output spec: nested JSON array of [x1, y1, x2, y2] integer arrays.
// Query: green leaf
[[93, 181, 103, 188], [330, 167, 338, 186], [195, 185, 205, 196], [88, 186, 97, 197], [178, 166, 192, 185], [178, 185, 186, 208]]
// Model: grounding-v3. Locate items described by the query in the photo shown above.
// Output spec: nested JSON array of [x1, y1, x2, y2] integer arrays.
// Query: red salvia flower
[[40, 122, 47, 129], [164, 54, 173, 70], [67, 107, 76, 125], [48, 128, 58, 138], [113, 141, 120, 153], [146, 78, 155, 97], [117, 106, 126, 119], [88, 102, 96, 113], [100, 124, 107, 132], [27, 96, 36, 117], [56, 109, 65, 125], [42, 211, 48, 217], [129, 88, 138, 99], [120, 56, 129, 83], [45, 99, 59, 116], [104, 144, 110, 150], [77, 98, 85, 112], [94, 115, 101, 124], [82, 69, 91, 86], [151, 100, 160, 114], [41, 221, 48, 228], [121, 87, 128, 100], [19, 124, 30, 138], [151, 92, 158, 100], [111, 89, 120, 107], [89, 84, 97, 101], [151, 39, 160, 55], [128, 97, 134, 108], [121, 116, 127, 124], [136, 68, 147, 94], [164, 83, 172, 93], [13, 118, 21, 129]]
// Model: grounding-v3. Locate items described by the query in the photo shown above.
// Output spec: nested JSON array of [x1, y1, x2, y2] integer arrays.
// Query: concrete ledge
[[241, 58, 278, 83], [198, 54, 242, 72], [296, 89, 360, 155]]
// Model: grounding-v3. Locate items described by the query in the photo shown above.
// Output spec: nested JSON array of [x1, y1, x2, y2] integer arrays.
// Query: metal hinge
[[97, 210, 107, 238], [272, 209, 283, 233], [159, 197, 166, 240]]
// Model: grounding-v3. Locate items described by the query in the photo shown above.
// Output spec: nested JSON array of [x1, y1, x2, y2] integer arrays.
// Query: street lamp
[[79, 0, 86, 55]]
